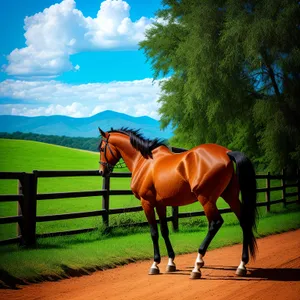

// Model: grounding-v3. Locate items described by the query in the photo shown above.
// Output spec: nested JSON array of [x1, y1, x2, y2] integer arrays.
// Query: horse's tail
[[227, 151, 258, 260]]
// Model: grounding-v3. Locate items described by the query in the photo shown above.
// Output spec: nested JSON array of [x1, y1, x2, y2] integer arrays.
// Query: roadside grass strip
[[0, 209, 299, 286]]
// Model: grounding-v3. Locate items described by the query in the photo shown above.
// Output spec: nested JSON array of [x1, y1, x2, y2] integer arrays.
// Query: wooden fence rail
[[0, 169, 299, 247]]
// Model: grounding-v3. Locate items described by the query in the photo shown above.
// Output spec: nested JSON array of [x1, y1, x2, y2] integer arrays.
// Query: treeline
[[140, 0, 300, 173], [0, 132, 99, 152]]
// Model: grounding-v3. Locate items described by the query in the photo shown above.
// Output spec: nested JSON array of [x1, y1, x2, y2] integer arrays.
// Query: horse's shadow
[[165, 265, 300, 282]]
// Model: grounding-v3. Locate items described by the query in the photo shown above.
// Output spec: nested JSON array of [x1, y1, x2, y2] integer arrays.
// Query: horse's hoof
[[166, 265, 176, 272], [149, 267, 160, 275], [190, 271, 201, 279], [197, 261, 204, 268], [236, 267, 247, 277]]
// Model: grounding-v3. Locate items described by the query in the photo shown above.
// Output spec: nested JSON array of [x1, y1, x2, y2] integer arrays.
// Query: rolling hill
[[0, 110, 173, 139]]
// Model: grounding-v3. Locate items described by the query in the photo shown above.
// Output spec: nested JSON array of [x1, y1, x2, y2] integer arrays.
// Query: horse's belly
[[160, 193, 197, 207], [155, 179, 197, 206]]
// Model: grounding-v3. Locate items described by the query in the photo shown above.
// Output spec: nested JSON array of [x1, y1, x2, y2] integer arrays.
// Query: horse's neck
[[111, 134, 140, 172]]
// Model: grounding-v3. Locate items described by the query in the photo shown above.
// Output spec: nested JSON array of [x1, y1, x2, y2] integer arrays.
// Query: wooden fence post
[[297, 168, 300, 205], [266, 171, 271, 212], [172, 206, 179, 231], [281, 169, 286, 208], [102, 175, 110, 227], [17, 174, 25, 239], [21, 173, 38, 246]]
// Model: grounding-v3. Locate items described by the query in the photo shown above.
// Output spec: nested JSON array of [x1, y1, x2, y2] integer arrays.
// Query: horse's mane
[[109, 127, 168, 158]]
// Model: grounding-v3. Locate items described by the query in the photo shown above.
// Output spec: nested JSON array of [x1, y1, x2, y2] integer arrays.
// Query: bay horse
[[98, 127, 258, 279]]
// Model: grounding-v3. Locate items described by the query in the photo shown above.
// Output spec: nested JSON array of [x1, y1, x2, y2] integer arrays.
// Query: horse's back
[[170, 143, 232, 175], [191, 143, 231, 158]]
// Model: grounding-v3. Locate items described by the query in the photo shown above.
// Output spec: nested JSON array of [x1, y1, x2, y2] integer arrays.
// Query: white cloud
[[4, 0, 155, 77], [0, 78, 162, 119], [5, 46, 74, 76]]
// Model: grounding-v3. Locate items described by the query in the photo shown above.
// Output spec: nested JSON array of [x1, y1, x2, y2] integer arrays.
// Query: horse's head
[[98, 127, 121, 176]]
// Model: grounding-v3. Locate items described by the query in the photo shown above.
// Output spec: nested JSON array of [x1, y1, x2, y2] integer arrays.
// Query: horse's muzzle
[[99, 169, 110, 177]]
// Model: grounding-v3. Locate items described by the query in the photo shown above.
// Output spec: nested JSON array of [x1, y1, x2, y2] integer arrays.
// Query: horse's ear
[[98, 127, 106, 137]]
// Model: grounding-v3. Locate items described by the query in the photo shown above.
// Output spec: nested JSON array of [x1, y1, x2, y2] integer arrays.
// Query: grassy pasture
[[0, 139, 298, 241], [0, 139, 136, 239]]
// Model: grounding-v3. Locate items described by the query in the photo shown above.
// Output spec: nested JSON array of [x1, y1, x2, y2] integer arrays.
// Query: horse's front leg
[[141, 199, 161, 275], [156, 204, 176, 272]]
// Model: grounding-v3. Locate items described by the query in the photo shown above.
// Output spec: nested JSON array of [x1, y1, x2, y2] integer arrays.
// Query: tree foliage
[[140, 0, 300, 172]]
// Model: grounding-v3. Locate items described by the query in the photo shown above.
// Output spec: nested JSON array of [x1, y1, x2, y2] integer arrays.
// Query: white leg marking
[[166, 258, 176, 272], [238, 261, 246, 270], [196, 253, 204, 264], [193, 253, 204, 273], [190, 253, 202, 279], [196, 253, 205, 268], [149, 261, 160, 275], [236, 260, 247, 276], [151, 261, 159, 269], [167, 258, 175, 267]]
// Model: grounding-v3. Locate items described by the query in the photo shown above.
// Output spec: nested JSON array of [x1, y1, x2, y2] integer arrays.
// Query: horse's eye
[[100, 147, 104, 152]]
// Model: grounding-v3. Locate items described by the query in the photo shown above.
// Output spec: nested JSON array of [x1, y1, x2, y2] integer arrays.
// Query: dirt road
[[2, 230, 300, 300]]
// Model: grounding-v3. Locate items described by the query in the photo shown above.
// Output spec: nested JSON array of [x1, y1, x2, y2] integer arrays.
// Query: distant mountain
[[0, 110, 173, 139]]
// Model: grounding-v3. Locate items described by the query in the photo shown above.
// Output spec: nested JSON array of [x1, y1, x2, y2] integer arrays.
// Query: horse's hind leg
[[191, 196, 223, 279], [221, 174, 248, 276]]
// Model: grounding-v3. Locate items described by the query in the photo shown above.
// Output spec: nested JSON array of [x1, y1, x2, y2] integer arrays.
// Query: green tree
[[140, 0, 300, 172]]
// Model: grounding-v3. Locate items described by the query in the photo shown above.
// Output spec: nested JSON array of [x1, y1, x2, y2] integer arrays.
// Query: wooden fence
[[0, 169, 299, 247]]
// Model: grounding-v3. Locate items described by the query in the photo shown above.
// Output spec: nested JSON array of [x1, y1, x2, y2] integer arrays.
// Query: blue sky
[[0, 0, 165, 119]]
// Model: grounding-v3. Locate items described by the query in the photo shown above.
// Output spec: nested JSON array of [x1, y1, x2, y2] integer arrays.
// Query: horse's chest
[[130, 171, 155, 200]]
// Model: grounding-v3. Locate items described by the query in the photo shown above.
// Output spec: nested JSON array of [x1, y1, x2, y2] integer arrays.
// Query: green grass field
[[0, 139, 138, 239], [0, 138, 298, 240]]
